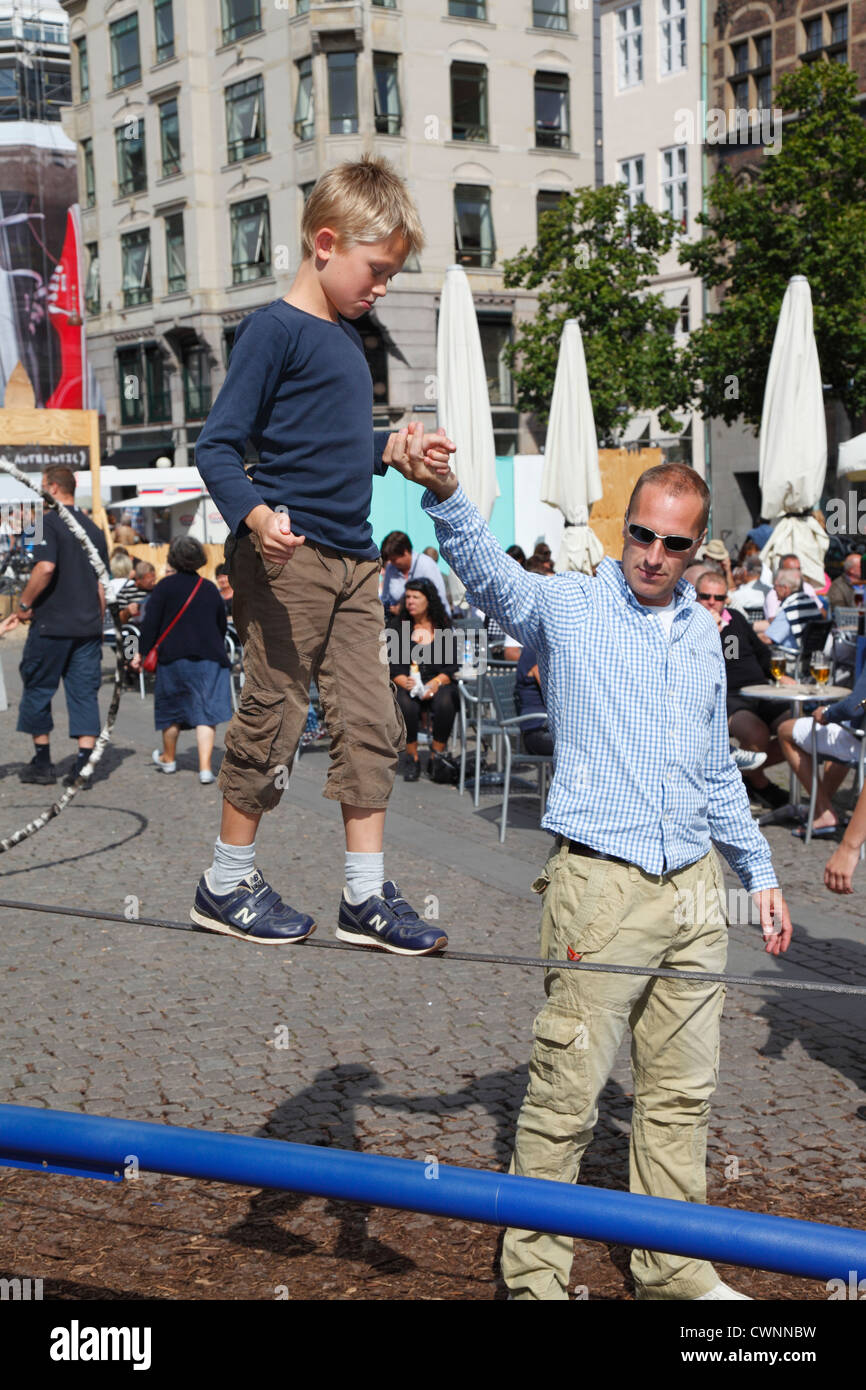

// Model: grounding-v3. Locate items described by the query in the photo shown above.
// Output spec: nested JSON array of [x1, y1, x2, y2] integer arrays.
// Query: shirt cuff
[[422, 484, 468, 516], [740, 862, 779, 893]]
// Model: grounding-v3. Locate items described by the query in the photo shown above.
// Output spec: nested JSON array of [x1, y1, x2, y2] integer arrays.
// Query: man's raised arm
[[385, 425, 558, 652]]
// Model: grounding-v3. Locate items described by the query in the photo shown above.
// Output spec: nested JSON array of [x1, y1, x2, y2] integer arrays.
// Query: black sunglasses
[[696, 592, 726, 602], [626, 521, 701, 554]]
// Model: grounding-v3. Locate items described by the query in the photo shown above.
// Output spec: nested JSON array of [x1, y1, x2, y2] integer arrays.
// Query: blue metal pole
[[1, 1104, 863, 1283]]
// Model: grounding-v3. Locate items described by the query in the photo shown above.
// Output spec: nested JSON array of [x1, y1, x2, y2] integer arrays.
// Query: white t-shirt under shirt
[[640, 596, 677, 639]]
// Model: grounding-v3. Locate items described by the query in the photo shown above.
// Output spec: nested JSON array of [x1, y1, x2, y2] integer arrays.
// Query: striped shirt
[[424, 486, 777, 892]]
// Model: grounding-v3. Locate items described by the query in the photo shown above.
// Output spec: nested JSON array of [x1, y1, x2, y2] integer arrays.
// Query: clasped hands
[[246, 423, 457, 568]]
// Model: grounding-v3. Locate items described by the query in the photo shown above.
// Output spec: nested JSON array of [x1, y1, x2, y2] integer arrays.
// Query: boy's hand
[[246, 505, 306, 564], [384, 423, 458, 500]]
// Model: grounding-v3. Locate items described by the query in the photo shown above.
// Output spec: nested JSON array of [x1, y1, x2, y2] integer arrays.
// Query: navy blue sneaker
[[190, 870, 315, 945], [336, 880, 448, 956]]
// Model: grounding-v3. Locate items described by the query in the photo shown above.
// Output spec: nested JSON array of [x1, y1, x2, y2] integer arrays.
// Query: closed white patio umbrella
[[436, 265, 499, 522], [758, 275, 828, 588], [540, 318, 603, 574]]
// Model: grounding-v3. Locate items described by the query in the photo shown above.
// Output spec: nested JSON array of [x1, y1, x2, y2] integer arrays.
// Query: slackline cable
[[0, 895, 864, 997]]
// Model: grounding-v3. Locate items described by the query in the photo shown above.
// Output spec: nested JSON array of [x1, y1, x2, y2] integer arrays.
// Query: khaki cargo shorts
[[218, 531, 405, 815]]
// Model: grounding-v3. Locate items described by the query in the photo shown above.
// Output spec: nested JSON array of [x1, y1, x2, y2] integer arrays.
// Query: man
[[117, 560, 157, 622], [726, 554, 771, 622], [759, 568, 824, 652], [16, 466, 108, 787], [827, 552, 861, 611], [388, 435, 792, 1301], [762, 553, 820, 622], [380, 530, 450, 616]]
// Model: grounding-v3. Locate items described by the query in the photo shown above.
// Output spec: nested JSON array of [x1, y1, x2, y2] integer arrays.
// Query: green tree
[[681, 61, 866, 431], [501, 184, 692, 440]]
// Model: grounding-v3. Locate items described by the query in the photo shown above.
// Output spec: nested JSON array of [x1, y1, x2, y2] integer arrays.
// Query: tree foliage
[[680, 61, 866, 431], [501, 184, 692, 440]]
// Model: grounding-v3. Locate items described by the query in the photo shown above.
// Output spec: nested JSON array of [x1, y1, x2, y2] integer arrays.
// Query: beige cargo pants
[[501, 838, 729, 1300]]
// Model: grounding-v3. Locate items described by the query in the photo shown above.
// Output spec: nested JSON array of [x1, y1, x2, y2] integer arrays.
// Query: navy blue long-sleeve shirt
[[824, 664, 866, 730], [195, 299, 391, 558]]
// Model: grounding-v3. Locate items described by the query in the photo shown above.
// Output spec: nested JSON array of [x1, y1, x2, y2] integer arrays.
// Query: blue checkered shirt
[[425, 487, 777, 892]]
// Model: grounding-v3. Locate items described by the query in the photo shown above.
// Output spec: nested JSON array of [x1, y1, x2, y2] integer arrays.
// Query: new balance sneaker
[[731, 747, 767, 772], [190, 870, 315, 944], [336, 880, 448, 956]]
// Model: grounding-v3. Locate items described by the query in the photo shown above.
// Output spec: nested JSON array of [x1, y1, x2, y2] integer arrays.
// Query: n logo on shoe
[[368, 914, 388, 932], [234, 907, 257, 926]]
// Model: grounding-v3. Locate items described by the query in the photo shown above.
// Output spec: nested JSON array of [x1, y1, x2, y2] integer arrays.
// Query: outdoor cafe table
[[739, 682, 851, 808]]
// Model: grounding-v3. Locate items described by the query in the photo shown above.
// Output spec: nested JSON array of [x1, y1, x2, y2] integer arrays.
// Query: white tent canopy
[[540, 318, 604, 574], [837, 431, 866, 483], [758, 275, 828, 587]]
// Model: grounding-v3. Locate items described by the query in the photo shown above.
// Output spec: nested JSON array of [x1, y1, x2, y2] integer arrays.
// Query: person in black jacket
[[694, 569, 795, 810], [132, 537, 232, 785], [387, 578, 459, 781]]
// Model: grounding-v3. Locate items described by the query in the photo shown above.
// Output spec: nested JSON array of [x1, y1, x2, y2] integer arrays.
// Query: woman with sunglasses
[[694, 569, 792, 810]]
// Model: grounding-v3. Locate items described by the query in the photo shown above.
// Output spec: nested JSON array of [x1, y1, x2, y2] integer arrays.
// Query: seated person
[[762, 555, 822, 623], [103, 550, 134, 641], [694, 569, 793, 810], [388, 578, 459, 782], [758, 568, 824, 649], [726, 554, 771, 622], [776, 664, 866, 838], [825, 762, 866, 893], [118, 559, 157, 622], [380, 529, 450, 617], [214, 562, 233, 616]]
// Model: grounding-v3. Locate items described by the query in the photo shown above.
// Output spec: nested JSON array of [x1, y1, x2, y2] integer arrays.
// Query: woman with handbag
[[131, 537, 233, 784]]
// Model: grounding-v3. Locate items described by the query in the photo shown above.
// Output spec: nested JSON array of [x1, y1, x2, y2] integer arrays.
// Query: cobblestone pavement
[[0, 634, 864, 1298]]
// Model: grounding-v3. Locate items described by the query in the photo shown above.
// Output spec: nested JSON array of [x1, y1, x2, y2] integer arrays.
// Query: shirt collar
[[595, 556, 695, 617]]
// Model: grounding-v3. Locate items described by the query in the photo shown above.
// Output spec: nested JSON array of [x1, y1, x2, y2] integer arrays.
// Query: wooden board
[[592, 447, 664, 561]]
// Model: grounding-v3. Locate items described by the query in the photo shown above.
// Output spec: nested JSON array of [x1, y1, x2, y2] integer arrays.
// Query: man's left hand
[[751, 887, 792, 954], [384, 423, 457, 498]]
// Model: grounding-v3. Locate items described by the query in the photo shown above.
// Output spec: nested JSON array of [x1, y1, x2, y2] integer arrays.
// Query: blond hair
[[301, 155, 424, 260]]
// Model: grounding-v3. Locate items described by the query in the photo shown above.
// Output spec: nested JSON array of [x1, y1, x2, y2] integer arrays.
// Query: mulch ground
[[0, 1154, 861, 1301]]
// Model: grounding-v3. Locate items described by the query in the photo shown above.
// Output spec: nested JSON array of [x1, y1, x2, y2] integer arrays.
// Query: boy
[[191, 156, 454, 955]]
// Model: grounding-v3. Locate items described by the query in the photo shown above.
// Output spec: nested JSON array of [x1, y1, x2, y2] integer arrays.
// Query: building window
[[536, 188, 568, 236], [221, 0, 262, 44], [729, 33, 773, 115], [449, 0, 486, 17], [84, 243, 100, 315], [117, 347, 144, 425], [294, 56, 314, 141], [0, 64, 17, 119], [226, 75, 266, 162], [678, 291, 690, 334], [533, 0, 568, 30], [121, 228, 152, 306], [76, 37, 89, 102], [373, 52, 401, 135], [230, 196, 271, 283], [110, 13, 141, 90], [145, 346, 171, 421], [804, 15, 824, 54], [660, 145, 687, 228], [454, 184, 495, 268], [373, 0, 397, 6], [356, 313, 389, 403], [116, 119, 147, 197], [328, 52, 358, 134], [82, 137, 95, 207], [534, 70, 570, 149], [159, 98, 180, 176], [154, 0, 175, 63], [183, 345, 211, 420], [618, 155, 645, 209], [616, 3, 642, 88], [828, 7, 849, 61], [165, 213, 186, 293], [478, 314, 513, 405], [43, 68, 71, 118], [659, 0, 686, 76], [297, 0, 309, 12], [451, 62, 488, 141], [801, 9, 848, 63], [222, 326, 237, 367]]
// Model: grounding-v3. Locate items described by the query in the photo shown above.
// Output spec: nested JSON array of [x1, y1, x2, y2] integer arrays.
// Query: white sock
[[344, 851, 384, 905], [208, 837, 256, 895]]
